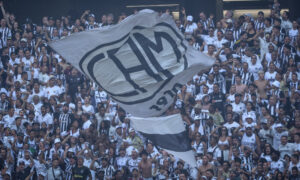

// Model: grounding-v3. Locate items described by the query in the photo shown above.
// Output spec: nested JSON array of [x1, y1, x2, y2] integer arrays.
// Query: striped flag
[[130, 114, 197, 167]]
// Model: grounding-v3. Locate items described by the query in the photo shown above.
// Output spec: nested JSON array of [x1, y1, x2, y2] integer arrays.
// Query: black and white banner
[[130, 114, 197, 167], [49, 9, 215, 117]]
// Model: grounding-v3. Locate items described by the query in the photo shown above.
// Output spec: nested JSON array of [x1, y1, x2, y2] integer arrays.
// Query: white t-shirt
[[195, 93, 209, 101], [45, 85, 61, 99], [289, 29, 298, 40], [288, 161, 300, 172], [33, 103, 43, 115], [201, 35, 216, 51], [248, 62, 263, 80], [94, 90, 108, 104], [38, 73, 50, 84], [242, 111, 256, 123], [185, 23, 197, 34], [231, 102, 245, 114], [127, 157, 141, 172], [22, 59, 32, 72], [265, 71, 277, 84], [207, 145, 221, 160], [213, 38, 228, 50], [30, 90, 46, 101], [271, 130, 288, 150], [36, 113, 53, 125], [82, 105, 94, 114], [278, 143, 296, 159], [116, 156, 129, 170], [22, 56, 34, 64], [271, 160, 284, 173], [3, 114, 17, 126], [224, 121, 240, 136], [33, 160, 47, 177], [82, 120, 92, 130], [8, 58, 20, 66], [32, 67, 40, 79]]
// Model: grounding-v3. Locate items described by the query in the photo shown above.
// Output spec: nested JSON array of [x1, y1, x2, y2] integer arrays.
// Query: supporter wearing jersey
[[72, 156, 92, 180], [241, 126, 260, 154]]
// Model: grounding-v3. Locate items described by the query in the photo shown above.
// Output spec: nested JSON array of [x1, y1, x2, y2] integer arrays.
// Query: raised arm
[[0, 2, 11, 29]]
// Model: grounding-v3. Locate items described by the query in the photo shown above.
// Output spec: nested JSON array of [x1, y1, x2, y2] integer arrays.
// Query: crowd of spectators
[[0, 0, 300, 179]]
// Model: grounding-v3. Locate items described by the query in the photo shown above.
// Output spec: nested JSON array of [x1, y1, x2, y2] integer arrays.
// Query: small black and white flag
[[130, 114, 197, 167], [49, 9, 214, 117]]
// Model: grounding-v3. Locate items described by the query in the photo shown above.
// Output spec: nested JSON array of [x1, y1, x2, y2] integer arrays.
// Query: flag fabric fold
[[130, 114, 197, 167]]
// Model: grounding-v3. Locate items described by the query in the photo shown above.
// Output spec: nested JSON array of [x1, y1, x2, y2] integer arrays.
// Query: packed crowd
[[0, 0, 300, 179]]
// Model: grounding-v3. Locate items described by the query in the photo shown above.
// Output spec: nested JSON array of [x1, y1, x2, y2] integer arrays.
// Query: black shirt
[[210, 92, 226, 112], [72, 166, 91, 180], [66, 75, 84, 95], [14, 167, 31, 180]]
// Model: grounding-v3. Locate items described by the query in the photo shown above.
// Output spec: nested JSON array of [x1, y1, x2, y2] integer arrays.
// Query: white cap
[[129, 128, 135, 133], [245, 124, 252, 129], [245, 114, 253, 119], [21, 38, 27, 42], [187, 15, 193, 22], [54, 138, 61, 144], [226, 19, 233, 23], [260, 118, 267, 124], [116, 125, 122, 129], [275, 123, 283, 128], [245, 114, 256, 121]]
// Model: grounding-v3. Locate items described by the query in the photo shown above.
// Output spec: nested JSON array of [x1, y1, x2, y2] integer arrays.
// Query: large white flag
[[49, 9, 215, 117]]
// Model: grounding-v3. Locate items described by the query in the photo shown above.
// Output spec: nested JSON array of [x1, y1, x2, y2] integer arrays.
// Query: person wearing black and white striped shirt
[[96, 158, 115, 180], [241, 146, 254, 173], [213, 64, 226, 94], [267, 96, 280, 117], [289, 73, 299, 92], [271, 26, 285, 47], [279, 44, 294, 69], [0, 18, 11, 49], [232, 21, 242, 42], [58, 104, 74, 133], [199, 12, 215, 31], [233, 63, 250, 86], [239, 63, 254, 85], [254, 11, 265, 31], [64, 154, 76, 180], [0, 92, 9, 115]]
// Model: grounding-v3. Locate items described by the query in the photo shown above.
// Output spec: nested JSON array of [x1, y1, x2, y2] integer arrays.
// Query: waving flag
[[49, 9, 215, 118], [49, 9, 215, 167]]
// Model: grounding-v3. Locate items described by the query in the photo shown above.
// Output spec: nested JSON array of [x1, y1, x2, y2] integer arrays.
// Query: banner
[[49, 9, 215, 117]]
